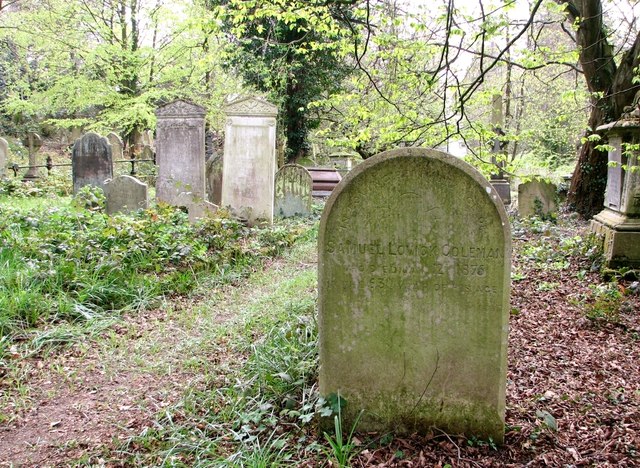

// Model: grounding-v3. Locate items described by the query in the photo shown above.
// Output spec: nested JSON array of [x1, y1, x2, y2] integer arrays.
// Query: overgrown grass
[[0, 200, 313, 359], [101, 235, 330, 466]]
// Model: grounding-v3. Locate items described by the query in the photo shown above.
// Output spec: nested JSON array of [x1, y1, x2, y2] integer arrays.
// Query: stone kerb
[[318, 148, 511, 443], [221, 96, 278, 226], [72, 132, 113, 194], [104, 175, 148, 215], [0, 137, 8, 178], [274, 164, 312, 217], [517, 179, 558, 218], [155, 100, 207, 206]]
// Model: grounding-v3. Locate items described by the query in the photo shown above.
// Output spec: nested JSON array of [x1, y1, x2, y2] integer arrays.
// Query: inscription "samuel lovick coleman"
[[326, 240, 503, 260]]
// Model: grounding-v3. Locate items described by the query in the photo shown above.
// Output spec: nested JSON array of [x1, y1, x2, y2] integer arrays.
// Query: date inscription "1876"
[[318, 147, 511, 444]]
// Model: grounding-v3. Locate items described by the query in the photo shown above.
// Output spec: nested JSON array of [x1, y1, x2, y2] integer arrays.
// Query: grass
[[92, 232, 326, 466]]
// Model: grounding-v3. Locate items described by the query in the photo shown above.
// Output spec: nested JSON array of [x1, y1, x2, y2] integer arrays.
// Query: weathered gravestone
[[22, 132, 42, 180], [72, 132, 113, 194], [221, 96, 278, 226], [517, 180, 558, 218], [274, 164, 312, 217], [155, 100, 206, 206], [0, 137, 8, 178], [107, 132, 124, 160], [318, 148, 511, 442], [206, 154, 223, 206], [104, 175, 148, 215]]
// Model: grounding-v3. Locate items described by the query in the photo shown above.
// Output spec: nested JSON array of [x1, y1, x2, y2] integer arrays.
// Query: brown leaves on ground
[[346, 215, 640, 467]]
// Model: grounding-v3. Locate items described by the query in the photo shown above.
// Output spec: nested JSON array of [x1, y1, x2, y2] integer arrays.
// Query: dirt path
[[0, 241, 317, 467]]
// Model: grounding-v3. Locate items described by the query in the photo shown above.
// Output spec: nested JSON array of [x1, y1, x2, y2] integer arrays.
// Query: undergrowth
[[0, 202, 311, 358]]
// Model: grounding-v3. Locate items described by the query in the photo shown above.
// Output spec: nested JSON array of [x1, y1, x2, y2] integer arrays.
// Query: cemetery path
[[0, 241, 317, 467]]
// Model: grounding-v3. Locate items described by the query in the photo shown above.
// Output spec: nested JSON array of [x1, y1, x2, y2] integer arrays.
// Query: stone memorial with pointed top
[[72, 132, 113, 194], [221, 96, 278, 226], [517, 179, 558, 218], [155, 100, 206, 206], [22, 132, 42, 180], [107, 132, 124, 161], [104, 175, 148, 215], [318, 148, 511, 443], [0, 137, 8, 178], [274, 164, 312, 217]]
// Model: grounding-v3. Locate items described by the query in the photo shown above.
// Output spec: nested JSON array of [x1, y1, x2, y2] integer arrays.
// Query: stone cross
[[22, 132, 42, 180]]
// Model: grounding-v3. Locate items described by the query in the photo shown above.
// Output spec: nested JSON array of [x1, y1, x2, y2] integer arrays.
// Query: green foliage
[[0, 202, 308, 354], [72, 185, 105, 211], [584, 282, 623, 324], [322, 394, 363, 467], [210, 0, 357, 160], [0, 174, 72, 199]]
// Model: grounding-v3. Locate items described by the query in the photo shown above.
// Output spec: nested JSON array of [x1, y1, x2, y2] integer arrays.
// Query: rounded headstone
[[318, 148, 511, 442], [72, 132, 113, 194], [274, 164, 312, 217]]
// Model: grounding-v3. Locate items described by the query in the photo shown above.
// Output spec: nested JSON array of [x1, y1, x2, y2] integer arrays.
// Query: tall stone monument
[[591, 117, 640, 267], [318, 148, 511, 442], [274, 164, 312, 217], [0, 137, 8, 178], [221, 96, 278, 225], [155, 100, 207, 206], [489, 94, 511, 205], [72, 132, 113, 194], [22, 132, 42, 180]]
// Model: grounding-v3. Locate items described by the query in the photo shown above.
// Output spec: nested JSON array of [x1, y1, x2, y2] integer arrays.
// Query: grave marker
[[107, 132, 124, 161], [72, 132, 113, 194], [104, 175, 148, 215], [221, 96, 278, 225], [517, 180, 558, 218], [274, 164, 312, 217], [155, 100, 206, 206], [318, 148, 511, 442], [22, 132, 42, 180], [0, 137, 7, 178]]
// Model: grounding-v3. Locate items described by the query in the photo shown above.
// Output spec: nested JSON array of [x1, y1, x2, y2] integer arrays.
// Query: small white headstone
[[104, 175, 148, 214]]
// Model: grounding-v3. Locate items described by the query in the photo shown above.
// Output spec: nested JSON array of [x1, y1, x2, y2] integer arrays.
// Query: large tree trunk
[[563, 0, 640, 217]]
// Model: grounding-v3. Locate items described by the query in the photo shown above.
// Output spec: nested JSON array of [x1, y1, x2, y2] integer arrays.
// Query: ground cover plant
[[0, 198, 310, 361]]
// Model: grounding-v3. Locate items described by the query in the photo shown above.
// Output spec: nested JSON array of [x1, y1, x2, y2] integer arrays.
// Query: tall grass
[[0, 202, 311, 356]]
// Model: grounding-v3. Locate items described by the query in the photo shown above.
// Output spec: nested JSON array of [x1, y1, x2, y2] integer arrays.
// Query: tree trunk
[[563, 0, 640, 217]]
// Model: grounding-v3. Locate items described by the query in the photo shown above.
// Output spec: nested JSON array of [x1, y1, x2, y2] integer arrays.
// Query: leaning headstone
[[0, 137, 8, 178], [318, 148, 511, 443], [517, 180, 558, 218], [155, 100, 206, 206], [107, 132, 124, 160], [206, 154, 223, 206], [22, 132, 42, 180], [72, 132, 113, 194], [221, 96, 278, 226], [104, 175, 148, 215], [175, 192, 218, 223], [274, 164, 312, 217], [141, 145, 154, 162]]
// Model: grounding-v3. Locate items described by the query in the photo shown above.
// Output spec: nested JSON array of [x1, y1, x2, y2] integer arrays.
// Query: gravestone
[[0, 137, 7, 178], [22, 132, 42, 180], [206, 154, 223, 206], [591, 118, 640, 267], [221, 96, 278, 225], [107, 132, 124, 161], [517, 180, 558, 218], [104, 175, 148, 215], [175, 192, 218, 223], [72, 132, 113, 194], [155, 100, 206, 206], [141, 145, 154, 162], [318, 148, 511, 443], [274, 164, 312, 217]]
